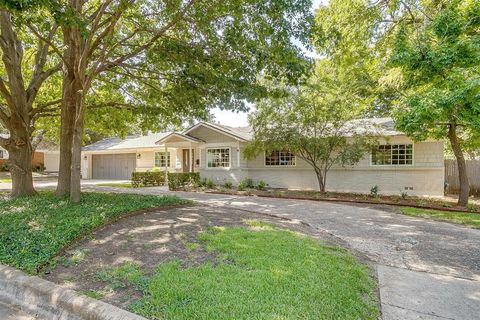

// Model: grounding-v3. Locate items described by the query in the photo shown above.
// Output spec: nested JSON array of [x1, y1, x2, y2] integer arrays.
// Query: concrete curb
[[0, 264, 146, 320]]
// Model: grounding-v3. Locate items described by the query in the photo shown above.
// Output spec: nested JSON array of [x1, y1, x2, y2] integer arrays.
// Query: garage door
[[92, 154, 136, 179]]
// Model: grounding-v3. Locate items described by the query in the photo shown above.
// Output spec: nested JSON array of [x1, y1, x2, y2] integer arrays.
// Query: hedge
[[132, 171, 166, 188], [167, 172, 200, 190]]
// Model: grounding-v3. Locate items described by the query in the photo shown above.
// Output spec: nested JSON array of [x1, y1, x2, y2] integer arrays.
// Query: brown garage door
[[92, 153, 136, 179]]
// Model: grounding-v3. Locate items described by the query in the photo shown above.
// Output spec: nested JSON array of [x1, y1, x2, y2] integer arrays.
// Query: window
[[265, 150, 296, 166], [0, 149, 7, 159], [207, 148, 230, 168], [372, 144, 413, 165], [155, 152, 170, 167]]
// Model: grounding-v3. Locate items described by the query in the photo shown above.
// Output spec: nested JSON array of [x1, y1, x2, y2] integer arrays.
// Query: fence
[[445, 159, 480, 195]]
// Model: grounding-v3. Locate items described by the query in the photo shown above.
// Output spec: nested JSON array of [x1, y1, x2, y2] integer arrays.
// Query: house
[[81, 118, 445, 196], [0, 140, 59, 172]]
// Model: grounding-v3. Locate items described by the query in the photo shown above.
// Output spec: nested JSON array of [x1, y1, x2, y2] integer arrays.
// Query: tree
[[389, 0, 480, 206], [0, 9, 61, 196], [44, 0, 314, 202], [245, 60, 376, 192]]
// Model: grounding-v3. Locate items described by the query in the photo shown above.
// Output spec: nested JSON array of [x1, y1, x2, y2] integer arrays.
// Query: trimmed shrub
[[167, 172, 200, 190], [224, 181, 233, 189], [132, 172, 166, 188]]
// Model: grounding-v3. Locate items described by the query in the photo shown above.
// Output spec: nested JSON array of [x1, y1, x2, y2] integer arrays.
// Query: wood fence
[[445, 159, 480, 195]]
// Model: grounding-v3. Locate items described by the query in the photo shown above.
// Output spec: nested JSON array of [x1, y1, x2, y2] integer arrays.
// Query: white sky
[[211, 0, 325, 127]]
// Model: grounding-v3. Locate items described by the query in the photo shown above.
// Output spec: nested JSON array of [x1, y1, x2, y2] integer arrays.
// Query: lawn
[[400, 207, 480, 228], [101, 221, 379, 319], [97, 182, 133, 188], [0, 192, 189, 273]]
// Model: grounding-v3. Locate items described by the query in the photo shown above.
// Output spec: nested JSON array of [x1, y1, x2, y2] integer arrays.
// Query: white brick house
[[81, 118, 445, 196]]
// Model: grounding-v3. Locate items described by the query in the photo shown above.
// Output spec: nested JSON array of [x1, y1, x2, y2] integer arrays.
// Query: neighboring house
[[0, 134, 59, 171], [81, 118, 445, 196]]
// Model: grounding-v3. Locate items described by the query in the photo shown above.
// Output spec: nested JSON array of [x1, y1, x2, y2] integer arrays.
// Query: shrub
[[206, 179, 215, 189], [167, 172, 200, 190], [256, 180, 267, 190], [0, 162, 11, 172], [400, 191, 408, 199], [150, 167, 162, 172], [32, 163, 45, 172], [244, 178, 255, 188], [237, 180, 246, 191], [198, 178, 207, 187], [132, 172, 166, 188], [224, 181, 233, 189], [370, 185, 379, 197]]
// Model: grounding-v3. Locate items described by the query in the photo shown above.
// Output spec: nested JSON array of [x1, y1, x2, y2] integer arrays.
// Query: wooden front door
[[182, 149, 194, 172]]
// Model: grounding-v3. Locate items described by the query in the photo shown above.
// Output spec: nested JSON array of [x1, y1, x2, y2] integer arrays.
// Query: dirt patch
[[44, 205, 364, 310]]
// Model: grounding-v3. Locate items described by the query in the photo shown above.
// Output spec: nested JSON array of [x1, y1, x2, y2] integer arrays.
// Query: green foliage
[[32, 163, 45, 172], [167, 172, 200, 190], [205, 179, 215, 189], [223, 181, 233, 189], [97, 183, 132, 188], [400, 207, 480, 229], [0, 162, 11, 172], [246, 65, 376, 192], [237, 180, 246, 191], [256, 180, 267, 190], [131, 172, 166, 188], [389, 1, 480, 145], [370, 185, 379, 197], [0, 192, 188, 274], [128, 223, 379, 319], [243, 178, 255, 188]]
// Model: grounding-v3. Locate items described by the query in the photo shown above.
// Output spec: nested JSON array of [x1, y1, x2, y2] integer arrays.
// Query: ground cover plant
[[100, 221, 379, 319], [0, 192, 189, 273], [400, 207, 480, 229]]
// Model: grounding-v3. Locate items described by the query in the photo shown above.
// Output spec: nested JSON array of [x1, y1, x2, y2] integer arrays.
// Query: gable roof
[[81, 118, 405, 152], [83, 132, 171, 151], [183, 122, 253, 141], [155, 132, 204, 144]]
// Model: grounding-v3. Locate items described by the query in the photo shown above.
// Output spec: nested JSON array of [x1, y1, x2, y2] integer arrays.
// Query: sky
[[210, 0, 325, 128]]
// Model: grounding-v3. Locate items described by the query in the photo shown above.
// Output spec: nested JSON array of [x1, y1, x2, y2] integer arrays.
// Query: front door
[[182, 149, 194, 172]]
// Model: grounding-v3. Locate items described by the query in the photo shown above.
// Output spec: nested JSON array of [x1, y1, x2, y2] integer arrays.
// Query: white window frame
[[264, 150, 296, 167], [206, 147, 231, 169], [154, 151, 171, 167], [370, 144, 414, 166]]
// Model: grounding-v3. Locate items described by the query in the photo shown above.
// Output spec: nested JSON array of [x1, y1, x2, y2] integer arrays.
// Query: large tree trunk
[[56, 17, 82, 198], [70, 94, 85, 202], [7, 135, 35, 197], [55, 76, 75, 196], [448, 123, 469, 207]]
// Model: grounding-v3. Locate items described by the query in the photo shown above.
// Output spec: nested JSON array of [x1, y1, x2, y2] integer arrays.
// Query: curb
[[0, 264, 146, 320]]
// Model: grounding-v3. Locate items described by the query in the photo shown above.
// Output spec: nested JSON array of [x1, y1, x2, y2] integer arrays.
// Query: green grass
[[110, 221, 379, 319], [0, 178, 11, 183], [96, 182, 133, 188], [0, 192, 190, 273], [400, 207, 480, 228]]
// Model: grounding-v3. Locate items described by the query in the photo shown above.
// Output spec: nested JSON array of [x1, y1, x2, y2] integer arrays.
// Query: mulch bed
[[187, 188, 480, 214]]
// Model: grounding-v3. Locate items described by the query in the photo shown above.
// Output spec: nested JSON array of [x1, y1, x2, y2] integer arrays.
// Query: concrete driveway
[[83, 186, 480, 320], [2, 180, 479, 319]]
